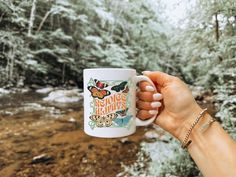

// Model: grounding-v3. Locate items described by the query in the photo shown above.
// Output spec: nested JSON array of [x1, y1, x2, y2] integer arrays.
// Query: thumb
[[142, 71, 173, 87]]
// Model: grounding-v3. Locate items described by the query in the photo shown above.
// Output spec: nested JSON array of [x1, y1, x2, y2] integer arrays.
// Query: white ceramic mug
[[83, 68, 157, 138]]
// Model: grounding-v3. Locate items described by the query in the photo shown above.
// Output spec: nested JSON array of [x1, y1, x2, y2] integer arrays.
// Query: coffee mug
[[83, 68, 157, 138]]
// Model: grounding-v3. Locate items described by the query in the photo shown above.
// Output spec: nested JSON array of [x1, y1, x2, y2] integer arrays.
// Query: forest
[[0, 0, 235, 176]]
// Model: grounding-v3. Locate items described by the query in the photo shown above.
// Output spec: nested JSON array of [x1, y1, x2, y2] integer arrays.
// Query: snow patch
[[0, 88, 10, 94], [0, 88, 10, 95], [85, 35, 103, 45], [36, 87, 54, 94], [118, 134, 176, 177], [25, 59, 38, 65], [43, 89, 83, 103]]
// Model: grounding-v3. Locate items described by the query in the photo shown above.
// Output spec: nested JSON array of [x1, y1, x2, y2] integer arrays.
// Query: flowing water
[[0, 89, 154, 177]]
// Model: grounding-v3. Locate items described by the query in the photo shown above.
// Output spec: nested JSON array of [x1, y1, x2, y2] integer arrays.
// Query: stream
[[0, 87, 216, 177], [0, 88, 156, 177]]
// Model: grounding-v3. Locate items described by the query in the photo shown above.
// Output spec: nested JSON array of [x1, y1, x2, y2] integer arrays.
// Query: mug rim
[[83, 68, 136, 72]]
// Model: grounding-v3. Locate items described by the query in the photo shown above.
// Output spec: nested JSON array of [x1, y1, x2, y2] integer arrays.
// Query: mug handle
[[134, 75, 157, 126]]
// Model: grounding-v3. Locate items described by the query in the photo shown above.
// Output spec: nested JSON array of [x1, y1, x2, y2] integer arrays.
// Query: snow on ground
[[36, 87, 54, 94], [0, 88, 31, 97], [0, 88, 10, 96], [118, 139, 176, 177], [118, 127, 178, 177], [43, 89, 83, 103]]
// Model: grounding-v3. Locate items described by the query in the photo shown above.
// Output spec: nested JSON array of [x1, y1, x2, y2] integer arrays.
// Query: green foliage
[[173, 0, 236, 139], [212, 57, 236, 138], [0, 0, 171, 86]]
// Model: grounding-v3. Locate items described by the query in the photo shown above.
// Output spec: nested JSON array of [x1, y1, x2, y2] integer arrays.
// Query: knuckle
[[139, 81, 150, 87], [137, 110, 145, 119], [172, 76, 181, 82], [141, 92, 153, 101], [137, 100, 143, 105], [137, 91, 144, 98]]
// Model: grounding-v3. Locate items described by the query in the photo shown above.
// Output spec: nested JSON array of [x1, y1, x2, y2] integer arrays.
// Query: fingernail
[[145, 86, 155, 91], [151, 102, 162, 108], [149, 110, 158, 115], [142, 71, 151, 75], [153, 93, 163, 100]]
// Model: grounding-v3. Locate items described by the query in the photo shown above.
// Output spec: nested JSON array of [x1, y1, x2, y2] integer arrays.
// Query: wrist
[[175, 105, 204, 142]]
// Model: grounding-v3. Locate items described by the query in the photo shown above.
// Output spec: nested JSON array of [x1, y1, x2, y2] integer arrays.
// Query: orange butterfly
[[94, 79, 108, 89], [87, 86, 110, 99]]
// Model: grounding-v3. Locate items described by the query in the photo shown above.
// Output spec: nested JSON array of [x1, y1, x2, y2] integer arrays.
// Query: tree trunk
[[9, 51, 14, 82], [28, 0, 37, 36], [7, 46, 15, 82], [37, 10, 51, 32], [214, 13, 219, 42], [6, 54, 10, 81], [62, 63, 66, 84]]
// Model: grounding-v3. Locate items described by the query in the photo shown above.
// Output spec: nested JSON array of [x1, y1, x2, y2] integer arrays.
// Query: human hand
[[136, 71, 202, 141]]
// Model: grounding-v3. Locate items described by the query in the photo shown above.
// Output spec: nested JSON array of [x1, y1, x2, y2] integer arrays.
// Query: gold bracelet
[[200, 117, 216, 132], [181, 108, 208, 149]]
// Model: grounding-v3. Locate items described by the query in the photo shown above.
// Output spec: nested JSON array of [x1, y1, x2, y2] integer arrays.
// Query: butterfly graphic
[[90, 113, 117, 127], [111, 81, 127, 92], [113, 115, 132, 127], [122, 86, 129, 93], [116, 108, 128, 117], [87, 86, 110, 99], [94, 79, 108, 89]]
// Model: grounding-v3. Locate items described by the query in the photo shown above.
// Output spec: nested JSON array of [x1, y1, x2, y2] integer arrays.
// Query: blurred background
[[0, 0, 235, 176]]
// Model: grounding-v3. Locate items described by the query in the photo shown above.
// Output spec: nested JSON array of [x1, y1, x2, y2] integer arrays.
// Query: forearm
[[181, 111, 236, 177], [139, 72, 236, 176]]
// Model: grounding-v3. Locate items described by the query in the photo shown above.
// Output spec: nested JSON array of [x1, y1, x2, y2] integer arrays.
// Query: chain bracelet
[[181, 108, 208, 149], [200, 117, 216, 132]]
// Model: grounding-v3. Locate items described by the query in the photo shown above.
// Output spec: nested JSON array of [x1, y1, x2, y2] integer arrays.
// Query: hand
[[136, 71, 202, 141]]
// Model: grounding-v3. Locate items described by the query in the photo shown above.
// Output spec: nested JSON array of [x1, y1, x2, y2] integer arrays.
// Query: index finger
[[143, 71, 174, 87], [138, 81, 155, 92]]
